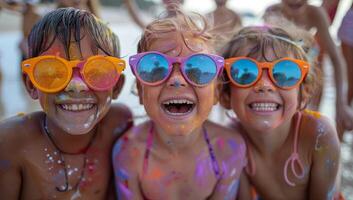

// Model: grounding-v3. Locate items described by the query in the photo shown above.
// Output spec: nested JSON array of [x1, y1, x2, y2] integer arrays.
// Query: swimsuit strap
[[143, 122, 154, 175], [283, 112, 305, 187], [202, 126, 221, 179]]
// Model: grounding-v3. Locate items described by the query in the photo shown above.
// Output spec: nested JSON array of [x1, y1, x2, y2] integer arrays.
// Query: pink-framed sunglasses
[[129, 51, 224, 87]]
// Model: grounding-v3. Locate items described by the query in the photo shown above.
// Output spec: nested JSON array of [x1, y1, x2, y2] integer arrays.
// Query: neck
[[42, 115, 97, 154], [243, 117, 293, 156], [153, 124, 203, 155]]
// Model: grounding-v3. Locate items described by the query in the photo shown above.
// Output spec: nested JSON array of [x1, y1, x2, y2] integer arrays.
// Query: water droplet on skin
[[44, 148, 48, 152]]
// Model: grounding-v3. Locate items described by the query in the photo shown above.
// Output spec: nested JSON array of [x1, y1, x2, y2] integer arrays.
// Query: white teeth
[[162, 99, 194, 105], [250, 102, 279, 112], [60, 104, 94, 111]]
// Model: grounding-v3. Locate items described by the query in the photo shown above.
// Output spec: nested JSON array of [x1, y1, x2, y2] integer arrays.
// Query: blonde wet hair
[[221, 23, 322, 109], [137, 6, 215, 54]]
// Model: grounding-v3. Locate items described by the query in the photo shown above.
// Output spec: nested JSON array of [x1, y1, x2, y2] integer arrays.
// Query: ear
[[218, 83, 231, 109], [136, 81, 143, 105], [22, 73, 38, 99], [112, 74, 125, 99]]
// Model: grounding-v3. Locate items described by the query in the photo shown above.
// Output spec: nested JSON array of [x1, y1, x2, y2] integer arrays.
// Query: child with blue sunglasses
[[220, 25, 342, 199], [112, 8, 246, 199]]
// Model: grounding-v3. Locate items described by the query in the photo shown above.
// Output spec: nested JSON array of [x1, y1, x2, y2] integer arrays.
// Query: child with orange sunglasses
[[220, 25, 342, 199], [0, 8, 132, 199]]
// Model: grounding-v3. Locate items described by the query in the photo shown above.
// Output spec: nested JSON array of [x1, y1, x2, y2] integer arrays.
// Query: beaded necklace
[[43, 116, 97, 192]]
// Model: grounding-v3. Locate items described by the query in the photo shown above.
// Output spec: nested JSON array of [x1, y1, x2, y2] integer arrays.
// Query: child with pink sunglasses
[[220, 25, 342, 199], [112, 9, 246, 199]]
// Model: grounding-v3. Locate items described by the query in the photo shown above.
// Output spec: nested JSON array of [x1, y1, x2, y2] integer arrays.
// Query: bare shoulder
[[112, 121, 150, 169], [101, 103, 133, 139], [205, 120, 245, 145], [302, 110, 339, 151], [0, 112, 43, 159], [204, 120, 246, 161]]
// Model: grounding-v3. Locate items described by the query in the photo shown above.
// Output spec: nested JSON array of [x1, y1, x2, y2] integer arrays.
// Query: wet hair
[[137, 6, 214, 54], [221, 24, 322, 109], [28, 7, 120, 59]]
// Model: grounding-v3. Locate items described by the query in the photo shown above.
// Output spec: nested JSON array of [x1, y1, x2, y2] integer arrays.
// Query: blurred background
[[0, 0, 353, 197]]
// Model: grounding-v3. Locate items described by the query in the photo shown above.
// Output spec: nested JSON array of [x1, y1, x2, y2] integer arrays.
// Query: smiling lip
[[160, 96, 196, 119], [248, 101, 282, 114], [56, 99, 97, 112]]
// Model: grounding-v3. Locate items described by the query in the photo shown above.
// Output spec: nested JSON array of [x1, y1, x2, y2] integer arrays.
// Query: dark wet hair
[[28, 7, 120, 59]]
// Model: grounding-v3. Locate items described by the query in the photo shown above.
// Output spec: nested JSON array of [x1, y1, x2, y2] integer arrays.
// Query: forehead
[[148, 32, 210, 57], [40, 35, 104, 60]]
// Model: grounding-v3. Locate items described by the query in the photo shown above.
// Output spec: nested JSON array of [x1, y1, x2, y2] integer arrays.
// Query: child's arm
[[112, 136, 143, 200], [209, 136, 246, 200], [314, 6, 353, 132], [0, 125, 22, 198], [123, 0, 146, 29], [308, 116, 340, 199]]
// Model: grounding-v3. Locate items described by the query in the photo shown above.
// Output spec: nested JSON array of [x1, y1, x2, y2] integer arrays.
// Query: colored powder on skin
[[315, 122, 326, 151], [113, 140, 124, 160], [228, 139, 238, 152], [216, 137, 225, 151], [230, 168, 237, 177], [71, 189, 81, 200], [304, 109, 321, 119], [116, 168, 129, 181], [225, 179, 240, 200], [194, 152, 211, 186], [146, 167, 164, 181], [174, 80, 181, 88], [83, 115, 95, 129], [325, 159, 336, 171], [131, 147, 140, 157], [118, 182, 133, 199]]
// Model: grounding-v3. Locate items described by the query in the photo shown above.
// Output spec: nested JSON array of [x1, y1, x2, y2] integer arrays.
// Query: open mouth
[[58, 103, 95, 112], [162, 99, 195, 116], [248, 102, 281, 112]]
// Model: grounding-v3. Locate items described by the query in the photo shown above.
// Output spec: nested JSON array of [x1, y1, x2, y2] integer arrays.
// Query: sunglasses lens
[[184, 55, 217, 85], [33, 58, 69, 91], [273, 60, 302, 88], [230, 59, 258, 85], [84, 58, 119, 90], [136, 53, 169, 84]]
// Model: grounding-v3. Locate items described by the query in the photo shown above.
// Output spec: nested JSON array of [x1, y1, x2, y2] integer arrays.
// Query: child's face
[[26, 36, 119, 135], [229, 51, 299, 132], [139, 33, 218, 136]]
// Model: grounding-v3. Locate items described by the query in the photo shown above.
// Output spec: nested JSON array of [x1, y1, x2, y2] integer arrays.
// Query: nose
[[64, 69, 89, 93], [253, 70, 276, 93], [166, 64, 187, 88]]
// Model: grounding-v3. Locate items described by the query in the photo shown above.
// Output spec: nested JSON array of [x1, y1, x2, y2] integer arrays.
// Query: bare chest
[[249, 151, 310, 200], [19, 144, 112, 200], [140, 153, 219, 200]]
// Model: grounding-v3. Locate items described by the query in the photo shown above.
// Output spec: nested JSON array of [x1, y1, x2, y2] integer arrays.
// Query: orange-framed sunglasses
[[224, 57, 310, 90], [22, 55, 126, 93]]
